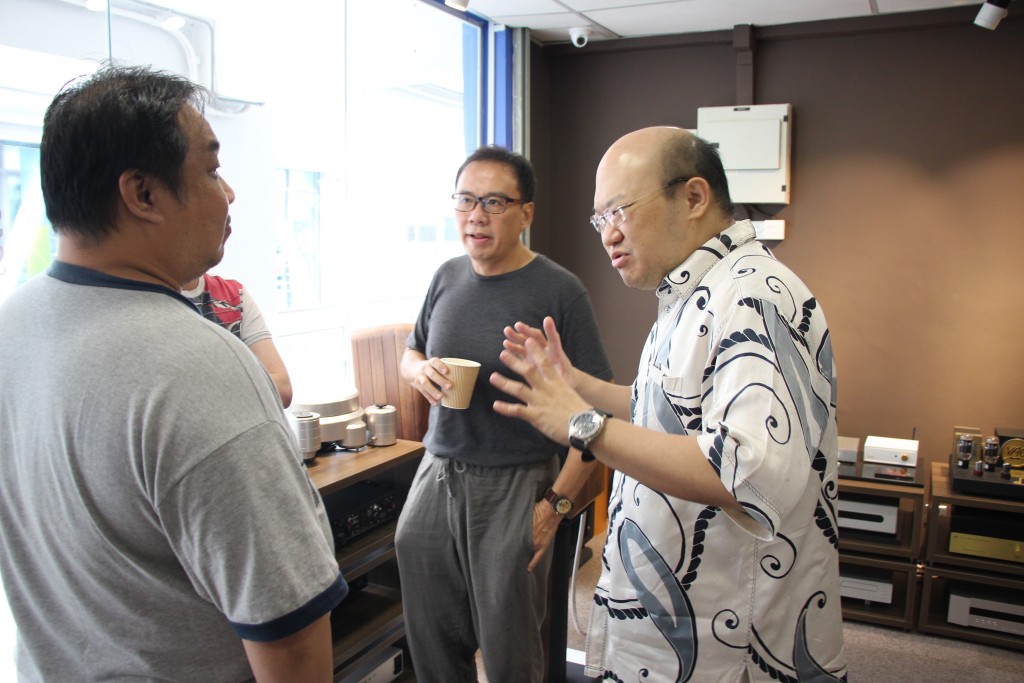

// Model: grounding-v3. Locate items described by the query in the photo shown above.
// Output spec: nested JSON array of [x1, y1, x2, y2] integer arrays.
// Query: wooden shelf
[[836, 463, 929, 631], [926, 462, 1024, 575], [309, 440, 425, 497], [918, 565, 1024, 650], [838, 554, 919, 630], [335, 522, 398, 582], [330, 584, 405, 675], [917, 463, 1024, 650], [837, 472, 929, 561], [312, 439, 425, 681]]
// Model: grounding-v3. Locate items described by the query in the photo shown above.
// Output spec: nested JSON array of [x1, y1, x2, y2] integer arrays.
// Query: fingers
[[414, 357, 450, 406], [543, 316, 566, 357], [490, 368, 528, 403], [502, 324, 529, 346], [497, 344, 555, 390], [527, 547, 546, 573], [491, 398, 517, 417], [512, 320, 543, 338], [527, 502, 559, 572], [502, 338, 526, 359], [411, 384, 437, 406], [503, 321, 544, 359]]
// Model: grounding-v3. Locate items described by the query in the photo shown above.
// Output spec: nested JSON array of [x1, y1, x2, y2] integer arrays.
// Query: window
[[0, 0, 506, 668], [0, 142, 52, 301], [0, 0, 498, 398], [274, 169, 323, 311]]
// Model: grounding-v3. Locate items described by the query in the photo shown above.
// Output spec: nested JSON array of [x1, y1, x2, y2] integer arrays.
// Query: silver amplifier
[[836, 493, 898, 535], [948, 590, 1024, 637]]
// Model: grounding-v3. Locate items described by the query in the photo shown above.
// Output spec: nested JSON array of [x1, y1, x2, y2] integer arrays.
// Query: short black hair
[[662, 134, 734, 216], [40, 63, 206, 240], [455, 145, 536, 203]]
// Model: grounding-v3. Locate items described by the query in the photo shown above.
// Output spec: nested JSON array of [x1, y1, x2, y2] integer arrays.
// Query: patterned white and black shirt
[[586, 220, 848, 682]]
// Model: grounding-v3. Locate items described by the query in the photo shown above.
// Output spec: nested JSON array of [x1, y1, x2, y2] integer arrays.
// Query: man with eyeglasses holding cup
[[395, 145, 613, 682], [491, 127, 847, 681]]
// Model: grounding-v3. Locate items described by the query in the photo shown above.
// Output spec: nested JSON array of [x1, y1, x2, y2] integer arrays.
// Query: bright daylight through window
[[0, 0, 486, 395], [0, 0, 494, 672]]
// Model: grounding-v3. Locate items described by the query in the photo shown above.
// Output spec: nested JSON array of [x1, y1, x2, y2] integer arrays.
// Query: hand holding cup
[[440, 358, 481, 409]]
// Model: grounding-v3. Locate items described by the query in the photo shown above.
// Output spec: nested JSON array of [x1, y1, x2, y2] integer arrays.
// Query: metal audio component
[[324, 481, 399, 548]]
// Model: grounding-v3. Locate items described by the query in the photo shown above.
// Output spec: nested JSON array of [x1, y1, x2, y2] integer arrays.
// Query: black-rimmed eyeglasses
[[453, 193, 523, 214], [589, 177, 690, 233]]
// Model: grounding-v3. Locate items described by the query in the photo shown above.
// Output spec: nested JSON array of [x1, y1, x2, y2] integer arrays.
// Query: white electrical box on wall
[[697, 104, 792, 205], [751, 219, 786, 241]]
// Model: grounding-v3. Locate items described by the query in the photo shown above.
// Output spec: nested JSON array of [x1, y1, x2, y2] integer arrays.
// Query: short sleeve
[[238, 285, 273, 347], [157, 420, 346, 640], [696, 296, 822, 541]]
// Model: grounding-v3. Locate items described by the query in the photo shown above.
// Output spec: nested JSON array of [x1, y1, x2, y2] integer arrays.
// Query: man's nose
[[221, 176, 236, 204]]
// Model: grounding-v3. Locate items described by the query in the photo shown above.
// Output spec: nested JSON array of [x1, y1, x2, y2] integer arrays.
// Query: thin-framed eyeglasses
[[452, 193, 523, 214], [590, 177, 690, 233]]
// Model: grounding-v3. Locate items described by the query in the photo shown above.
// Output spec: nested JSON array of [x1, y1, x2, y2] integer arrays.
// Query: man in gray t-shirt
[[0, 65, 345, 682], [394, 146, 612, 682]]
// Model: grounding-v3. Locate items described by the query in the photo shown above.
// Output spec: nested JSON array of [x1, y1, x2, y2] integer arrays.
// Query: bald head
[[599, 127, 734, 219], [592, 126, 737, 290]]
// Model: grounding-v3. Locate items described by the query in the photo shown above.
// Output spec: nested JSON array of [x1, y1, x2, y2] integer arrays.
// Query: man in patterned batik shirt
[[492, 126, 847, 682]]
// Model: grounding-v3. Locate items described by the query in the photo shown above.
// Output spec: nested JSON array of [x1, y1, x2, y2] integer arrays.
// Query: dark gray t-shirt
[[410, 254, 613, 467]]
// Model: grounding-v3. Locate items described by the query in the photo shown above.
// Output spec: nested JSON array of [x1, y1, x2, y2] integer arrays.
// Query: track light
[[444, 0, 470, 11], [975, 0, 1011, 30]]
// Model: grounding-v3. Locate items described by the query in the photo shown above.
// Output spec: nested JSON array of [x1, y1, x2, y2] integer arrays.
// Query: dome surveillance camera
[[569, 27, 591, 48]]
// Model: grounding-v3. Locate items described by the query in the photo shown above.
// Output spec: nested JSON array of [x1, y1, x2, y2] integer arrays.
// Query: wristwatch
[[568, 408, 611, 462], [544, 488, 573, 516]]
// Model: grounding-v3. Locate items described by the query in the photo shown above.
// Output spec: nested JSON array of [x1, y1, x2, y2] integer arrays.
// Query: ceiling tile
[[468, 0, 978, 40], [586, 0, 882, 37], [467, 0, 568, 18], [876, 0, 975, 12], [487, 12, 585, 30]]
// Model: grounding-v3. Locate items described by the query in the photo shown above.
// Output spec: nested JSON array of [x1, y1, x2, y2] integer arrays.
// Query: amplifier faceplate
[[324, 481, 399, 547]]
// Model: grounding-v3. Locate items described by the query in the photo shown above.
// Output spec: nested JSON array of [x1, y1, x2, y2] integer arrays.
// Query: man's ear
[[682, 177, 713, 219], [118, 170, 162, 223], [519, 200, 536, 232]]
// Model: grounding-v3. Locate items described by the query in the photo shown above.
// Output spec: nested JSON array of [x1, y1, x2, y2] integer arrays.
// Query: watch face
[[555, 498, 572, 515], [571, 410, 604, 440]]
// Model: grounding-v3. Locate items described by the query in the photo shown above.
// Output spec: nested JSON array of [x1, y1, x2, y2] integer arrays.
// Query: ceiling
[[462, 0, 983, 44]]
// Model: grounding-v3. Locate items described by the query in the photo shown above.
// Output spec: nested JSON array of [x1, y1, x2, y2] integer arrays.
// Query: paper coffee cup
[[440, 358, 481, 409]]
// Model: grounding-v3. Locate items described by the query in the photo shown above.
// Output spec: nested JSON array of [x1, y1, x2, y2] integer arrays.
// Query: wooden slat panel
[[351, 324, 429, 442]]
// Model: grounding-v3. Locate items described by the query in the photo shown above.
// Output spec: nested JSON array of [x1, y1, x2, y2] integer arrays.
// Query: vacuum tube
[[956, 434, 975, 469], [983, 436, 1001, 472]]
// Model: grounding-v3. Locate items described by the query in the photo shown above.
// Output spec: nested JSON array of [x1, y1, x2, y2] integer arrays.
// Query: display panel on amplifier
[[948, 506, 1024, 564]]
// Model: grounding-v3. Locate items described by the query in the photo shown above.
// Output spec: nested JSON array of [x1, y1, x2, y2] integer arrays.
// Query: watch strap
[[543, 488, 572, 515]]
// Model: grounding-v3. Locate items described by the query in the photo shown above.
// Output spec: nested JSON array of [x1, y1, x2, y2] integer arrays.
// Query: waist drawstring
[[436, 456, 466, 498]]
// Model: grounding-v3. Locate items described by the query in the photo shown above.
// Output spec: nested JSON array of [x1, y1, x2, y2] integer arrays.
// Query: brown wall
[[528, 6, 1024, 468]]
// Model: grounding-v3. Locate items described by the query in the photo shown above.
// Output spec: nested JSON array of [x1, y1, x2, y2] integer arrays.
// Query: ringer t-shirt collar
[[47, 260, 201, 313]]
